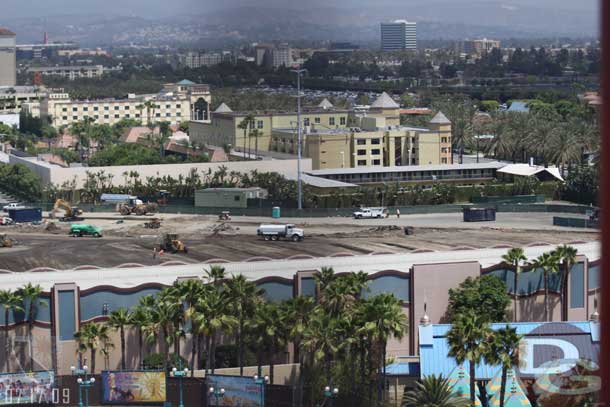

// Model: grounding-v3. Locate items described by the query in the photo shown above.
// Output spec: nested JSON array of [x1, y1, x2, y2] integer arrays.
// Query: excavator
[[117, 198, 159, 216], [0, 234, 13, 248], [51, 199, 84, 222], [159, 233, 188, 253]]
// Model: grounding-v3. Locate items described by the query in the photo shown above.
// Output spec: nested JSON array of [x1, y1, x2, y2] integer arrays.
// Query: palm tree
[[0, 289, 24, 373], [402, 375, 470, 407], [130, 305, 151, 369], [501, 248, 527, 321], [108, 308, 131, 370], [74, 323, 112, 374], [224, 274, 263, 376], [447, 312, 491, 407], [553, 245, 578, 321], [361, 293, 408, 405], [301, 308, 340, 385], [175, 279, 206, 376], [148, 299, 179, 371], [530, 252, 560, 321], [484, 326, 523, 407], [17, 283, 46, 370], [204, 265, 226, 285]]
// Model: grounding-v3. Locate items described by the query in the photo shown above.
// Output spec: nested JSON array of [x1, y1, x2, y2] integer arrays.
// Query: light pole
[[253, 374, 269, 407], [71, 365, 95, 407], [208, 386, 225, 407], [171, 365, 189, 407], [291, 68, 306, 210], [323, 386, 339, 407]]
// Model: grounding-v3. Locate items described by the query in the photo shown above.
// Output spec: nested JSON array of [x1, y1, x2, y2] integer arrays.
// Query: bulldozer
[[0, 234, 13, 248], [118, 198, 159, 216], [159, 233, 188, 253], [51, 199, 84, 222]]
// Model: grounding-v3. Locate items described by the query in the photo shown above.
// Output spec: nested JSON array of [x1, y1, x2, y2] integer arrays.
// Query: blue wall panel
[[365, 275, 410, 301], [489, 268, 562, 295], [301, 278, 316, 298], [58, 290, 76, 341], [258, 282, 293, 302], [0, 296, 51, 325], [80, 288, 161, 321], [570, 263, 585, 309], [588, 264, 600, 290]]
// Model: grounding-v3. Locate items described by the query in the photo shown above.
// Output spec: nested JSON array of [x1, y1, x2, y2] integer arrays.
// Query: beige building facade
[[41, 80, 211, 128], [272, 112, 452, 170]]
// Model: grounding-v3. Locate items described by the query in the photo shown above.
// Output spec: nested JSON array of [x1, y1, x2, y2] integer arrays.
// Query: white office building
[[0, 28, 16, 86], [380, 20, 417, 51]]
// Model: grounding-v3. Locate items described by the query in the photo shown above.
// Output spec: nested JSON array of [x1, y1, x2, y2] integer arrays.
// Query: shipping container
[[463, 207, 496, 222], [8, 207, 43, 223]]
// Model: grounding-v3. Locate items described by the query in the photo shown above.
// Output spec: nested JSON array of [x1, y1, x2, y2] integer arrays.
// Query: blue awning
[[384, 362, 420, 376]]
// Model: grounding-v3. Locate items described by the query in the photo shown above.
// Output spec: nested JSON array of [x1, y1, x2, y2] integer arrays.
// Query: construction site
[[0, 210, 599, 272]]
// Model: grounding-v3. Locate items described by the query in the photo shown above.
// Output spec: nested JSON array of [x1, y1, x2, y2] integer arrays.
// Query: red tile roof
[[0, 28, 16, 36]]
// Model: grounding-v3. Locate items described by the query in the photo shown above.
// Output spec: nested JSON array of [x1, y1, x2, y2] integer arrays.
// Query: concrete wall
[[0, 35, 16, 87], [9, 155, 312, 188]]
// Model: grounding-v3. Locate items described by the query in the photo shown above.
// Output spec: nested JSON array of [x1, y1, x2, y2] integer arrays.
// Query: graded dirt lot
[[0, 211, 598, 272]]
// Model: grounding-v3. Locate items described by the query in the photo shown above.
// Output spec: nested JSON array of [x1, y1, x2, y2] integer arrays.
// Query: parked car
[[2, 203, 25, 212], [0, 216, 14, 225], [352, 207, 388, 219], [70, 224, 102, 237]]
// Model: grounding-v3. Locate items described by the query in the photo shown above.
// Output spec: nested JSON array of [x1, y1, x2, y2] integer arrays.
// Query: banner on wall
[[101, 371, 166, 404], [206, 375, 263, 407], [0, 371, 55, 405]]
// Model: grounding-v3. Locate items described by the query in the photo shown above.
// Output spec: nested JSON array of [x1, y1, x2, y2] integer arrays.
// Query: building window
[[303, 118, 310, 126], [329, 117, 335, 126], [371, 149, 381, 155], [125, 106, 130, 110], [72, 107, 77, 112], [442, 158, 448, 164], [104, 115, 109, 119], [104, 106, 109, 111], [356, 139, 366, 145], [371, 138, 380, 144], [315, 117, 320, 124], [135, 114, 140, 118], [83, 107, 88, 112], [94, 115, 99, 119], [234, 195, 240, 201], [357, 160, 366, 166], [62, 116, 68, 120], [441, 137, 447, 143], [114, 114, 120, 118], [125, 114, 130, 118], [176, 112, 181, 117], [441, 147, 448, 153], [114, 106, 119, 110], [94, 106, 99, 111], [176, 104, 181, 109], [340, 117, 346, 125], [411, 158, 417, 164], [357, 149, 366, 156], [257, 120, 263, 129], [156, 113, 161, 117], [62, 107, 67, 112], [166, 113, 171, 117], [166, 104, 171, 109], [373, 159, 381, 165]]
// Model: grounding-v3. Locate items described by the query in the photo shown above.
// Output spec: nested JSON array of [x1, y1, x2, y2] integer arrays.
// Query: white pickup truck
[[2, 203, 25, 212], [257, 224, 304, 241], [352, 207, 388, 219]]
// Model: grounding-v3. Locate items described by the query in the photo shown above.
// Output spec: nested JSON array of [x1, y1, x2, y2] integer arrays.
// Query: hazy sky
[[2, 0, 599, 18]]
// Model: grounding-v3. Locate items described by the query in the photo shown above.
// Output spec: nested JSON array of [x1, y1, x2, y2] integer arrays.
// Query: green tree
[[402, 375, 470, 407], [130, 305, 151, 368], [484, 326, 523, 407], [447, 312, 491, 407], [502, 248, 527, 321], [74, 322, 112, 374], [553, 245, 578, 321], [108, 308, 131, 370], [530, 252, 560, 322], [17, 283, 46, 371], [447, 275, 511, 323], [0, 290, 24, 372]]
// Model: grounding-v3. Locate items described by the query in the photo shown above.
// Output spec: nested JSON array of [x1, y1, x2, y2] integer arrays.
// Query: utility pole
[[291, 68, 306, 210]]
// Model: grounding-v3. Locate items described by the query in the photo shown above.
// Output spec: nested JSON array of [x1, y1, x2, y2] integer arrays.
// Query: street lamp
[[208, 386, 225, 407], [290, 68, 307, 210], [323, 385, 339, 407], [253, 375, 269, 407], [71, 365, 95, 407], [170, 365, 189, 407]]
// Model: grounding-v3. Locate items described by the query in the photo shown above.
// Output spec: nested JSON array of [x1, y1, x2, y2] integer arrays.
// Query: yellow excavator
[[159, 233, 188, 253], [1, 234, 13, 248], [51, 199, 84, 222]]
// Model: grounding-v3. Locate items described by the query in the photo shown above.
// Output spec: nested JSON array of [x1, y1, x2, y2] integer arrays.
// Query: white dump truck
[[257, 224, 304, 241], [352, 207, 388, 219]]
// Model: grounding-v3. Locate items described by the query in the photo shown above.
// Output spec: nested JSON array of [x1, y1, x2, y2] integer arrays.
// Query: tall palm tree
[[301, 308, 340, 385], [361, 293, 408, 405], [17, 283, 46, 370], [108, 308, 131, 370], [205, 265, 226, 285], [148, 299, 179, 371], [553, 245, 578, 321], [447, 312, 491, 407], [484, 326, 523, 407], [0, 289, 24, 373], [402, 375, 470, 407], [530, 252, 560, 322], [176, 278, 206, 372], [502, 248, 527, 321], [130, 305, 151, 369], [224, 274, 263, 376], [74, 323, 112, 374], [158, 287, 185, 357]]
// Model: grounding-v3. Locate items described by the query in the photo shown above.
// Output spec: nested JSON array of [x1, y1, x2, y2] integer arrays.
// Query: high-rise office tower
[[380, 20, 417, 51], [0, 28, 16, 86]]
